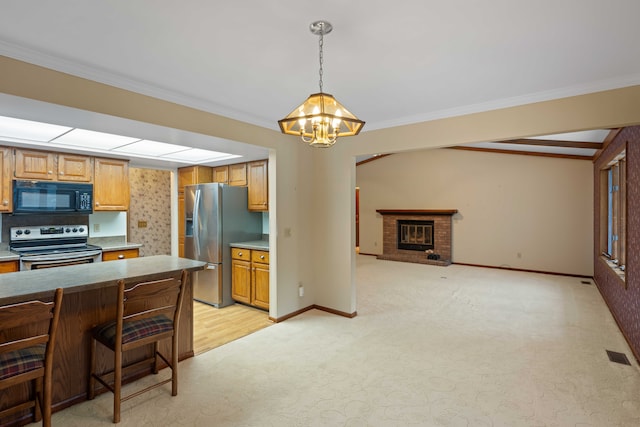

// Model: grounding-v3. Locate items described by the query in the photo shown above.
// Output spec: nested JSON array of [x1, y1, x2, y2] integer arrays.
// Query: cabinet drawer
[[231, 247, 251, 261], [0, 260, 19, 273], [102, 248, 139, 261], [251, 250, 269, 264]]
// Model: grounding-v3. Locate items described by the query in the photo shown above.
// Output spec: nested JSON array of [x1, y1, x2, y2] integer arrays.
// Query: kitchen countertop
[[229, 240, 269, 251], [0, 255, 206, 305], [0, 250, 19, 261], [99, 242, 143, 251]]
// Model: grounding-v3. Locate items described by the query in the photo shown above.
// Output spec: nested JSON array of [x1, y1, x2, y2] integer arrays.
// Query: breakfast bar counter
[[0, 255, 206, 425]]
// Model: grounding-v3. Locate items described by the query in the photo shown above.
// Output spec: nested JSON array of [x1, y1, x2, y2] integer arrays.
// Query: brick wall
[[594, 126, 640, 360], [377, 213, 453, 266]]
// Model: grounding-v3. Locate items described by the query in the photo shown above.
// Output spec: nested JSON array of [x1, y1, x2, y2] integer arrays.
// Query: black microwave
[[13, 180, 93, 214]]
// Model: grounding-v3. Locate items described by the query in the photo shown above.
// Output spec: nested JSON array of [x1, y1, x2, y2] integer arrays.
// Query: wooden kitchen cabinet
[[0, 147, 13, 212], [14, 148, 56, 180], [178, 165, 212, 190], [0, 259, 19, 273], [57, 153, 93, 182], [14, 148, 92, 182], [247, 160, 268, 211], [212, 165, 229, 183], [93, 157, 130, 210], [102, 248, 139, 261], [231, 247, 269, 310], [228, 163, 247, 186]]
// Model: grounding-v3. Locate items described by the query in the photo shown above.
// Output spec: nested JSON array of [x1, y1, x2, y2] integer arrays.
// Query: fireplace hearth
[[376, 209, 457, 266]]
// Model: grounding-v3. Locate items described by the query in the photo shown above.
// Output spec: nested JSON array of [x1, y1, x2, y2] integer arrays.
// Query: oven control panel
[[10, 225, 89, 241]]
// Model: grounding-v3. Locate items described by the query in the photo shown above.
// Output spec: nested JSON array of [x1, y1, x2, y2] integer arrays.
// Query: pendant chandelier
[[278, 21, 364, 148]]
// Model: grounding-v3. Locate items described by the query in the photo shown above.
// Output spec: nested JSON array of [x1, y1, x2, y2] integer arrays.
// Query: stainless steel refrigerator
[[184, 183, 262, 307]]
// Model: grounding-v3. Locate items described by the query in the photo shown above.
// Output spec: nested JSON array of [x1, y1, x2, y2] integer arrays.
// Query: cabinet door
[[228, 163, 247, 186], [94, 158, 130, 210], [58, 154, 93, 182], [212, 166, 229, 184], [247, 160, 268, 211], [0, 147, 13, 212], [231, 258, 252, 304], [252, 262, 270, 310], [178, 166, 212, 190], [14, 148, 56, 180]]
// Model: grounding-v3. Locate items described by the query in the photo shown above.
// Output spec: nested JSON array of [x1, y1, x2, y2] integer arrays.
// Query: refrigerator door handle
[[193, 188, 202, 258], [206, 264, 216, 270]]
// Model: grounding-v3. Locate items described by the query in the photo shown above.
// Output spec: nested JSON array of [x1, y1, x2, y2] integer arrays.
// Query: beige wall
[[356, 148, 594, 276], [2, 55, 640, 318]]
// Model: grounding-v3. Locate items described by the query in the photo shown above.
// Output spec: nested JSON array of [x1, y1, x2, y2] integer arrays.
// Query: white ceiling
[[1, 1, 640, 167]]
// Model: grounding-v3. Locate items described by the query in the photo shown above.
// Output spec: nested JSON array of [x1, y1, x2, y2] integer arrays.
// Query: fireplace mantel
[[376, 209, 458, 216]]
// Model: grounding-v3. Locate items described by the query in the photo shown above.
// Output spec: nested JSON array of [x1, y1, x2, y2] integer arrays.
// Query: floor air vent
[[606, 350, 631, 365], [581, 280, 591, 285]]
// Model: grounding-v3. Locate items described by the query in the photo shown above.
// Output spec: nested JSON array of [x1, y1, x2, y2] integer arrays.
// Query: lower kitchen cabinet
[[102, 248, 139, 261], [0, 260, 19, 273], [231, 247, 269, 310]]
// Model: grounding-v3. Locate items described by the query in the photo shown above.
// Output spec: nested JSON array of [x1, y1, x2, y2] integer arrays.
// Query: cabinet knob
[[260, 255, 265, 259], [59, 171, 65, 175], [238, 252, 243, 256], [118, 254, 125, 259], [48, 170, 53, 174], [2, 200, 7, 206], [96, 202, 100, 206]]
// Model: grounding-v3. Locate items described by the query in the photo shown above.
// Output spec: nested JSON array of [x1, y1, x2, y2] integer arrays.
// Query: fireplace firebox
[[397, 219, 434, 251]]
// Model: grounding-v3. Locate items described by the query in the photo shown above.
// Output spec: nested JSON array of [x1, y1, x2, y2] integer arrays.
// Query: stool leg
[[88, 338, 96, 400], [171, 334, 178, 396], [114, 348, 122, 423]]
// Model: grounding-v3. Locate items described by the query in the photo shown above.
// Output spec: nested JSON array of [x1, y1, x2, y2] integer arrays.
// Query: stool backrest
[[119, 270, 187, 330], [0, 289, 63, 366]]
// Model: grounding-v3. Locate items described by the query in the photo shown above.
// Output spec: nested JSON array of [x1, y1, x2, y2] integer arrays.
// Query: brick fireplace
[[376, 209, 457, 266]]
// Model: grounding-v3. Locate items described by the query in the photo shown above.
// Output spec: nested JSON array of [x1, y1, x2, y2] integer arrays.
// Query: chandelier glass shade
[[278, 21, 364, 148]]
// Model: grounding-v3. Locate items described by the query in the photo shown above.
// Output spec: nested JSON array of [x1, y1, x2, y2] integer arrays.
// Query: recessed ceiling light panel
[[113, 140, 190, 156], [0, 116, 72, 142], [52, 128, 140, 149]]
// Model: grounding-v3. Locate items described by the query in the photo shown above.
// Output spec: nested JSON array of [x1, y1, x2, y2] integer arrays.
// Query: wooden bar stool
[[88, 270, 187, 423], [0, 288, 64, 427]]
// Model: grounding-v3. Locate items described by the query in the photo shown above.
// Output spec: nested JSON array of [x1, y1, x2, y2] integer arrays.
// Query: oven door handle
[[20, 249, 103, 263]]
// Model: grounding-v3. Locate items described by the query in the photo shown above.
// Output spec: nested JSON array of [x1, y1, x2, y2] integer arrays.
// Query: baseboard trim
[[272, 304, 357, 323], [452, 262, 593, 278]]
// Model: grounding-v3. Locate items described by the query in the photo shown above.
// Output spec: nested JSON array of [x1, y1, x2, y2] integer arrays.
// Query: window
[[600, 146, 626, 283]]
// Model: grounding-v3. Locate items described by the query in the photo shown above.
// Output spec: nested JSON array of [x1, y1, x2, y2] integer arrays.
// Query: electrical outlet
[[298, 284, 304, 297], [138, 220, 148, 228], [93, 223, 100, 233]]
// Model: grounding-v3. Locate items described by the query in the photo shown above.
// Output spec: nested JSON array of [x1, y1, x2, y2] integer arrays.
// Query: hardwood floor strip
[[193, 301, 273, 355]]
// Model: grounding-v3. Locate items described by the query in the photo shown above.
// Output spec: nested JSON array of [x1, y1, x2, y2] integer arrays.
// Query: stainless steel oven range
[[10, 224, 102, 271]]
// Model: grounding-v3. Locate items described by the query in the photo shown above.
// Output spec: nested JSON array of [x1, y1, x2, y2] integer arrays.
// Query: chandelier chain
[[318, 25, 324, 93]]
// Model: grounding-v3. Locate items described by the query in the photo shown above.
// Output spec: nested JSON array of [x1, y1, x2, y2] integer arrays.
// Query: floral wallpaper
[[128, 167, 171, 256], [593, 126, 640, 360]]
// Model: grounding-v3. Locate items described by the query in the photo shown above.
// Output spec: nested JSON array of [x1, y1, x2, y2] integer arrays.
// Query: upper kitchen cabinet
[[228, 163, 247, 186], [93, 158, 129, 211], [14, 148, 92, 182], [14, 148, 55, 180], [57, 154, 93, 182], [178, 166, 212, 192], [0, 147, 13, 212], [247, 160, 268, 211], [212, 165, 229, 184]]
